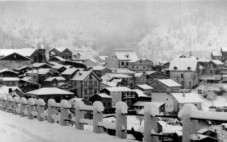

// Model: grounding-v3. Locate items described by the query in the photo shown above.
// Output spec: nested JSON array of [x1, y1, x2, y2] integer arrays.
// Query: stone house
[[71, 70, 101, 100], [169, 57, 199, 89]]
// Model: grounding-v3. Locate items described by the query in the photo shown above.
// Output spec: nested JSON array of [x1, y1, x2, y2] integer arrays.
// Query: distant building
[[19, 77, 40, 93], [49, 56, 66, 64], [49, 47, 73, 61], [0, 69, 18, 77], [150, 79, 181, 93], [44, 76, 66, 87], [169, 57, 199, 89], [134, 73, 146, 85], [0, 52, 32, 70], [92, 66, 112, 77], [71, 70, 101, 100], [145, 71, 168, 84], [89, 93, 112, 113], [211, 50, 222, 61], [32, 63, 51, 69], [135, 84, 153, 96], [61, 68, 79, 81], [106, 49, 139, 68], [128, 58, 153, 73]]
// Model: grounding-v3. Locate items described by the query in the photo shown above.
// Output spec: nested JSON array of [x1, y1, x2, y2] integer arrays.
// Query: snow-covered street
[[0, 110, 135, 142]]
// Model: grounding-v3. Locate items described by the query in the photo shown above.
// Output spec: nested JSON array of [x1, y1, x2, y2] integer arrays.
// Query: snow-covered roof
[[169, 57, 198, 71], [212, 50, 222, 56], [171, 92, 204, 104], [105, 87, 132, 92], [0, 77, 19, 81], [32, 63, 51, 68], [114, 49, 139, 62], [134, 101, 164, 108], [50, 56, 66, 61], [113, 68, 135, 74], [27, 87, 74, 96], [0, 68, 18, 74], [101, 81, 118, 87], [136, 84, 153, 90], [61, 68, 78, 75], [0, 48, 36, 57], [92, 66, 106, 70], [132, 89, 148, 97], [20, 77, 39, 85], [210, 60, 224, 65], [102, 73, 132, 79], [158, 79, 181, 87], [55, 47, 67, 52], [146, 70, 156, 75], [45, 76, 66, 82], [0, 86, 21, 95], [98, 56, 108, 61], [98, 93, 112, 98], [71, 70, 92, 81], [135, 73, 144, 77], [222, 47, 227, 52]]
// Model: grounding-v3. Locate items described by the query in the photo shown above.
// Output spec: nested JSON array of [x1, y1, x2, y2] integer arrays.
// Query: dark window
[[121, 62, 124, 66], [181, 74, 184, 78], [89, 81, 92, 86], [84, 81, 88, 86], [84, 89, 87, 95], [94, 81, 98, 86]]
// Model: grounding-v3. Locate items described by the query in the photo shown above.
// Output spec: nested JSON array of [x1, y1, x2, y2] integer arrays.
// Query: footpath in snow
[[0, 110, 135, 142]]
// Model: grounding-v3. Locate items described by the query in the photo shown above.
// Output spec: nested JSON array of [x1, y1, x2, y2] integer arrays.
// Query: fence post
[[13, 97, 20, 114], [1, 95, 7, 111], [20, 97, 28, 117], [75, 100, 85, 130], [60, 100, 71, 126], [7, 95, 13, 113], [37, 99, 46, 121], [143, 103, 159, 142], [93, 101, 104, 133], [48, 99, 56, 123], [178, 104, 198, 142], [28, 98, 36, 119], [115, 102, 128, 139]]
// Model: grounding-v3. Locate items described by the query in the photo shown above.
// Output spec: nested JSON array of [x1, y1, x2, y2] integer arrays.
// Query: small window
[[181, 74, 184, 78], [84, 89, 87, 94], [84, 81, 88, 86], [121, 62, 124, 66]]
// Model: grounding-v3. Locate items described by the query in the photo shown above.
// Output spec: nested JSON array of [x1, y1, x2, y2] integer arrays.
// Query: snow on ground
[[0, 111, 136, 142]]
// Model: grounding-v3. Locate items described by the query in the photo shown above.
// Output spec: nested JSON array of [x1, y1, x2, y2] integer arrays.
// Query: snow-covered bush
[[7, 95, 13, 101], [48, 99, 56, 106], [28, 98, 35, 105], [115, 102, 128, 114], [20, 97, 27, 104], [61, 100, 71, 108], [37, 99, 45, 106], [14, 96, 20, 103], [144, 103, 159, 117]]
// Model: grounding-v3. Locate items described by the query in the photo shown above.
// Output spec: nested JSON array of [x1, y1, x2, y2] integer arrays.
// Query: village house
[[49, 47, 73, 61], [0, 77, 19, 86], [32, 62, 51, 69], [0, 52, 32, 70], [199, 60, 224, 82], [134, 73, 147, 85], [61, 67, 79, 82], [71, 70, 101, 100], [128, 58, 153, 73], [211, 50, 222, 61], [106, 49, 139, 68], [19, 77, 40, 93], [150, 79, 181, 93], [92, 66, 112, 77], [89, 93, 112, 113], [100, 87, 135, 108], [145, 70, 168, 84], [49, 62, 67, 73], [134, 84, 153, 96], [133, 102, 165, 113], [0, 47, 46, 63], [44, 76, 66, 87], [169, 57, 199, 89], [14, 66, 32, 75], [26, 87, 74, 103], [171, 92, 203, 112], [49, 56, 66, 64], [0, 68, 18, 77]]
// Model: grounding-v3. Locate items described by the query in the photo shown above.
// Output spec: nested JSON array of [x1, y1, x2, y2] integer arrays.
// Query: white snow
[[61, 100, 71, 108], [48, 99, 56, 106], [171, 92, 204, 104], [115, 102, 128, 114], [27, 87, 74, 96], [37, 99, 45, 106], [21, 97, 28, 104], [28, 98, 35, 105], [157, 79, 182, 87], [144, 103, 159, 117], [169, 57, 198, 71], [14, 96, 20, 103], [93, 101, 104, 112]]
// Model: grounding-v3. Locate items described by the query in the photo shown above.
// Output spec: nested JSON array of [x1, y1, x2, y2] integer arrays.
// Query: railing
[[0, 94, 226, 142]]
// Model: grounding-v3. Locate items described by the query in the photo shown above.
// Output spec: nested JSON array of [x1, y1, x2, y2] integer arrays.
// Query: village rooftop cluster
[[1, 46, 227, 141]]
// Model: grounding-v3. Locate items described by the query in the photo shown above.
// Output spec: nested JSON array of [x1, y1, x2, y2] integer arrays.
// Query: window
[[121, 62, 124, 66], [89, 89, 92, 95], [84, 81, 88, 86], [181, 74, 184, 78], [126, 62, 128, 66], [84, 89, 87, 95], [94, 81, 98, 86], [89, 81, 92, 86], [143, 66, 145, 69], [94, 89, 97, 94]]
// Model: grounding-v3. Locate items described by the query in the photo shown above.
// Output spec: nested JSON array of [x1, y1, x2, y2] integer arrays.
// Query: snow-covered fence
[[2, 96, 227, 142]]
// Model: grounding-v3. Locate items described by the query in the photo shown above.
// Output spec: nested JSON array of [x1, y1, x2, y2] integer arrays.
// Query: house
[[134, 73, 146, 85], [49, 56, 66, 63], [0, 77, 19, 86], [145, 71, 168, 84], [92, 66, 112, 77], [151, 93, 174, 113], [82, 58, 100, 67], [63, 60, 87, 69], [49, 47, 73, 61], [32, 62, 51, 69], [0, 47, 46, 63], [169, 57, 199, 89], [100, 87, 135, 108], [49, 62, 67, 73], [171, 92, 203, 112], [211, 50, 222, 61], [128, 58, 153, 73], [89, 93, 112, 113], [0, 85, 25, 97], [150, 79, 181, 93], [44, 76, 66, 87], [100, 81, 119, 90], [0, 52, 32, 70], [133, 102, 165, 113], [19, 77, 40, 93], [200, 60, 224, 82], [61, 67, 79, 81], [106, 49, 139, 68], [26, 87, 74, 102], [94, 56, 108, 65], [14, 66, 32, 75], [71, 70, 101, 100], [198, 128, 218, 139], [221, 47, 227, 62], [135, 84, 153, 96], [0, 68, 18, 77]]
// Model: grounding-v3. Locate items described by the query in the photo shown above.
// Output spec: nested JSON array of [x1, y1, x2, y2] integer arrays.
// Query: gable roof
[[45, 76, 66, 82], [50, 56, 66, 62], [171, 92, 203, 104], [0, 52, 31, 61], [32, 63, 51, 68], [136, 84, 153, 90], [0, 68, 18, 74], [61, 68, 78, 75], [72, 70, 100, 81], [212, 50, 222, 56], [26, 87, 74, 96], [0, 48, 36, 57], [157, 79, 181, 87], [210, 60, 224, 65], [105, 87, 132, 92], [97, 93, 112, 98], [114, 49, 139, 62], [169, 58, 198, 71]]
